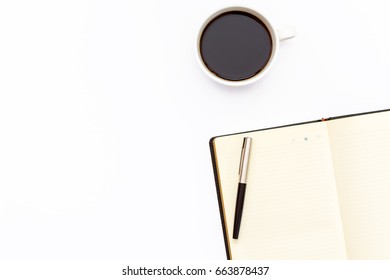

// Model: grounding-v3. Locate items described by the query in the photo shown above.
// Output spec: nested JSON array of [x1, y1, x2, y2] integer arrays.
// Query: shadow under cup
[[199, 10, 273, 82]]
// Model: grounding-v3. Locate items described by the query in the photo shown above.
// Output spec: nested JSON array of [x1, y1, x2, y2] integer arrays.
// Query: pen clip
[[238, 140, 246, 176]]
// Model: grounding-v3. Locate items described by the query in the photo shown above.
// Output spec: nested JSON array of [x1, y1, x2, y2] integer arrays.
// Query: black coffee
[[200, 11, 272, 81]]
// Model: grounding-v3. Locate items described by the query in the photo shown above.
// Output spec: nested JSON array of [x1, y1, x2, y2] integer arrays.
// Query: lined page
[[327, 111, 390, 259], [213, 122, 347, 259]]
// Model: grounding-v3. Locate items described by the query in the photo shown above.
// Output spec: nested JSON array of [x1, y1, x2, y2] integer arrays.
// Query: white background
[[0, 0, 390, 260]]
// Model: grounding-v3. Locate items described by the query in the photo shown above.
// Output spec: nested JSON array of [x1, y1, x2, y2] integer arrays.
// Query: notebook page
[[327, 111, 390, 259], [213, 122, 347, 259]]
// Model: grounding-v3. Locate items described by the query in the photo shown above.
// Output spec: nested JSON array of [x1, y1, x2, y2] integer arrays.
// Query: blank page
[[213, 122, 347, 259], [327, 111, 390, 259]]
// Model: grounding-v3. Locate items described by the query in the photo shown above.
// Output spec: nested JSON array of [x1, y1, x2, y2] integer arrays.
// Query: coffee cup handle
[[277, 27, 296, 41]]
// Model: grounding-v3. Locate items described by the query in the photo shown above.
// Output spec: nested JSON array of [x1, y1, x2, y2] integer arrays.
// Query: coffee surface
[[200, 11, 272, 81]]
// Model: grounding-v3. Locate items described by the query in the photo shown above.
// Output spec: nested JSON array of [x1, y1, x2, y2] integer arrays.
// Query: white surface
[[0, 0, 389, 260]]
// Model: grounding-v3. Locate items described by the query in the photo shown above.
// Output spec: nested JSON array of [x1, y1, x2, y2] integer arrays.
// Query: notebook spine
[[209, 137, 232, 260]]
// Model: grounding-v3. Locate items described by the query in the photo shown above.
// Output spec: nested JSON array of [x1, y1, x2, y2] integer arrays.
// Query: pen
[[233, 137, 252, 239]]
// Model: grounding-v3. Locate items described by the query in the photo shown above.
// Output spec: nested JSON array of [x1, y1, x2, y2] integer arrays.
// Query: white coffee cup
[[196, 6, 296, 86]]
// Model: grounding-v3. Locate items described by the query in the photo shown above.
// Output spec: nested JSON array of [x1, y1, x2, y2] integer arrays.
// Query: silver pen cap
[[238, 137, 252, 184]]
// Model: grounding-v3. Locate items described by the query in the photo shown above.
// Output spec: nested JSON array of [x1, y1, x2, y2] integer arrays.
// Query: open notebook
[[210, 109, 390, 259]]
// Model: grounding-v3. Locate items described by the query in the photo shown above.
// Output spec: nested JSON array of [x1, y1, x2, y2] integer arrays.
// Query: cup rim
[[196, 6, 280, 87]]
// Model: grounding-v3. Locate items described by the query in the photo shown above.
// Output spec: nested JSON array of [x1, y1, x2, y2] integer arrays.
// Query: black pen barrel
[[233, 183, 247, 239]]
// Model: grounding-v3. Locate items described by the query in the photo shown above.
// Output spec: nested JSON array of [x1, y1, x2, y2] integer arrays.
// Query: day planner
[[210, 109, 390, 259]]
